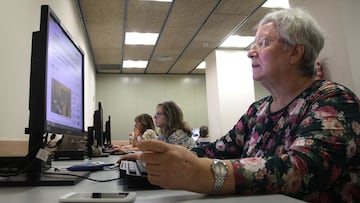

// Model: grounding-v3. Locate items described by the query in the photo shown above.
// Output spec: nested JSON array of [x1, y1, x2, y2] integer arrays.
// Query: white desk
[[0, 156, 305, 203]]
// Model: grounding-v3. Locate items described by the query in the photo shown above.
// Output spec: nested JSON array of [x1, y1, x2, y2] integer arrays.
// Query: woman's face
[[154, 106, 167, 129], [247, 22, 293, 84]]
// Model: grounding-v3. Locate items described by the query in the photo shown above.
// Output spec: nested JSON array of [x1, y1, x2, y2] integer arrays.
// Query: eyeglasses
[[154, 112, 165, 118], [250, 37, 276, 50]]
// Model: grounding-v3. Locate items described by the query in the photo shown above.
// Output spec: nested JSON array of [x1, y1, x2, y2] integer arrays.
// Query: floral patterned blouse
[[138, 129, 157, 142], [157, 129, 197, 149], [192, 80, 360, 203]]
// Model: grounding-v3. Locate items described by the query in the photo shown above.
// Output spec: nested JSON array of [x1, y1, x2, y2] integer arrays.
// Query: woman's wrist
[[187, 157, 214, 193], [187, 158, 234, 194]]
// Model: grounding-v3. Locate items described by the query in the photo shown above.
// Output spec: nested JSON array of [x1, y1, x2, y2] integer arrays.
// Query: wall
[[96, 74, 208, 141], [0, 0, 96, 140], [205, 50, 255, 140], [341, 0, 360, 96], [291, 0, 360, 95], [254, 81, 269, 100]]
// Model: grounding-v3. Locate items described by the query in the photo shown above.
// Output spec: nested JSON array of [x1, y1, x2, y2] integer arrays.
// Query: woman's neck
[[269, 77, 315, 112]]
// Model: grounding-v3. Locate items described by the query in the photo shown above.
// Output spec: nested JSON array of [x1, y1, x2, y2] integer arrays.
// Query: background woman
[[154, 101, 196, 149], [111, 113, 157, 154]]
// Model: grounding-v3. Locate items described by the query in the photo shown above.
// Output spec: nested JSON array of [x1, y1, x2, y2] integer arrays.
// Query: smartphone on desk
[[59, 192, 136, 203]]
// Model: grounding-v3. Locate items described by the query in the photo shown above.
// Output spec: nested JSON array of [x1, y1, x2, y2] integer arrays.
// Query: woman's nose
[[247, 48, 257, 58]]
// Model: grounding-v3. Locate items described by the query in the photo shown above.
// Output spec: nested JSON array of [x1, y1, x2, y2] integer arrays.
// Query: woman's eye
[[259, 39, 269, 48]]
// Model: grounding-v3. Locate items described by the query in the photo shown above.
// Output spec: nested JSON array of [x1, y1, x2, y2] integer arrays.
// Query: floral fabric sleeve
[[164, 129, 197, 149], [142, 129, 157, 140]]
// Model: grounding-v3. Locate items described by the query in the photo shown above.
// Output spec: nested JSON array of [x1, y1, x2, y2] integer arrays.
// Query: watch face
[[213, 160, 228, 176]]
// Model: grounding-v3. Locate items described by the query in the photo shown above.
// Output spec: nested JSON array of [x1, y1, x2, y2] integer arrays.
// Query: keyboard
[[119, 160, 160, 189]]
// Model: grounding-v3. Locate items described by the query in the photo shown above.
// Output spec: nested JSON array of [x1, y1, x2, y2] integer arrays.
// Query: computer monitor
[[94, 102, 103, 148], [0, 5, 87, 186], [191, 127, 200, 141], [103, 115, 112, 148], [87, 102, 109, 157]]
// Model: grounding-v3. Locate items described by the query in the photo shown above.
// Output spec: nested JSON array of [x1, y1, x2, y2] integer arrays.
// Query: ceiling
[[77, 0, 274, 75]]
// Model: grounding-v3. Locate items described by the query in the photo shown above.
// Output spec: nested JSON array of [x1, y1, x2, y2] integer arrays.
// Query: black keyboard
[[119, 160, 160, 189]]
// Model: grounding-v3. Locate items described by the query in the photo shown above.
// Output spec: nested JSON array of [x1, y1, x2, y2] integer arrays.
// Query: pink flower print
[[300, 116, 313, 128], [215, 140, 226, 151], [288, 98, 305, 116], [235, 121, 244, 131], [249, 132, 260, 146], [315, 106, 339, 120], [240, 157, 266, 172]]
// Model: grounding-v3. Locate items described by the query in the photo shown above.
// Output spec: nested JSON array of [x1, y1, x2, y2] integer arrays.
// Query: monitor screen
[[45, 10, 84, 135], [191, 128, 200, 141]]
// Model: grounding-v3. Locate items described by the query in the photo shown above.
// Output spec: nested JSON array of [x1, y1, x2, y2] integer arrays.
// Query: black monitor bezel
[[27, 4, 84, 182]]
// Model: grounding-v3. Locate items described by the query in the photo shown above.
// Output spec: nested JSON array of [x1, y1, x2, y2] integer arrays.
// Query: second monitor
[[87, 102, 112, 157]]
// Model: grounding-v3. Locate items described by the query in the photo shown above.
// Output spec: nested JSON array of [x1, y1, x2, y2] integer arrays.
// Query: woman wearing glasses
[[118, 101, 196, 158], [153, 101, 196, 149], [130, 8, 360, 202]]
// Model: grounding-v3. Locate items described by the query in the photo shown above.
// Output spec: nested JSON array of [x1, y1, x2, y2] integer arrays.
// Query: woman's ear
[[289, 44, 305, 65]]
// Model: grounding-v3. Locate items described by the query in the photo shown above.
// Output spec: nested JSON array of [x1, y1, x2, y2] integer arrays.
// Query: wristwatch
[[211, 159, 229, 193]]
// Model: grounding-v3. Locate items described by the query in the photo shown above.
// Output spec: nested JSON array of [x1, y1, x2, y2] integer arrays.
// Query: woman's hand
[[136, 139, 202, 191], [110, 145, 121, 152], [116, 152, 141, 163], [118, 140, 234, 194], [111, 144, 133, 154]]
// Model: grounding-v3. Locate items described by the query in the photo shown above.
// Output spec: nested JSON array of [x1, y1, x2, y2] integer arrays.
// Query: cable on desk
[[0, 132, 50, 176], [0, 155, 38, 177]]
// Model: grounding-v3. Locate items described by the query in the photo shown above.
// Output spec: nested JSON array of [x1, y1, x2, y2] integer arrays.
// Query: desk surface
[[0, 155, 305, 203]]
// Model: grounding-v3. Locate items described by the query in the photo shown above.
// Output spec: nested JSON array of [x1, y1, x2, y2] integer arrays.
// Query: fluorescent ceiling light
[[196, 61, 206, 69], [220, 35, 255, 48], [123, 60, 148, 68], [125, 32, 159, 45], [262, 0, 290, 8]]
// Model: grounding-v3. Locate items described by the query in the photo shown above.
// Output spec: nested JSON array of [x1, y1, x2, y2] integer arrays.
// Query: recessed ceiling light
[[220, 35, 255, 48], [125, 32, 159, 45], [262, 0, 290, 8], [123, 60, 148, 68]]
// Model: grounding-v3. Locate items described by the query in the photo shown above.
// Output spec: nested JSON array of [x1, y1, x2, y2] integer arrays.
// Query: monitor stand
[[53, 149, 85, 161], [0, 170, 90, 186], [89, 145, 109, 158]]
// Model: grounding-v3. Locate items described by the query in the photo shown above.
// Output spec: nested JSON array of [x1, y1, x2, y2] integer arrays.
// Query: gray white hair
[[259, 8, 325, 76]]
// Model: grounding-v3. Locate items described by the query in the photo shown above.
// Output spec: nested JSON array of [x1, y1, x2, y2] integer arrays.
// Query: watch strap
[[211, 159, 228, 194]]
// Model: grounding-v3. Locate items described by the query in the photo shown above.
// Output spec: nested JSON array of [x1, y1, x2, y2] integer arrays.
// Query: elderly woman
[[123, 8, 360, 202]]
